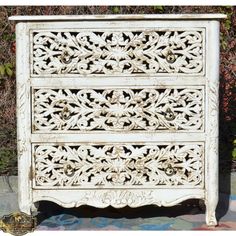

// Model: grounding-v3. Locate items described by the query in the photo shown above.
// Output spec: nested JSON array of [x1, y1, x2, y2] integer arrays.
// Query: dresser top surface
[[9, 14, 227, 21]]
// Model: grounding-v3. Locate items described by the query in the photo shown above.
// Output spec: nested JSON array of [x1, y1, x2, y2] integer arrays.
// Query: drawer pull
[[61, 51, 72, 64], [164, 108, 175, 121], [64, 164, 75, 177], [166, 51, 176, 63], [164, 164, 176, 176], [60, 106, 71, 120]]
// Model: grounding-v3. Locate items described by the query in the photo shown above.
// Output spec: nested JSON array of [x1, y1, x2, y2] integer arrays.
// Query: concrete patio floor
[[0, 173, 236, 231]]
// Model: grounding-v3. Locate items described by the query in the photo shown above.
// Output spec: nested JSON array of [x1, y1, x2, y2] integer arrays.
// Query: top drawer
[[31, 27, 205, 77]]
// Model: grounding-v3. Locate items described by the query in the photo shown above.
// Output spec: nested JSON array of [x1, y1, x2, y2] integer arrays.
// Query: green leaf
[[154, 6, 164, 12], [112, 6, 120, 14], [225, 19, 231, 30], [232, 148, 236, 159], [220, 34, 227, 50], [5, 66, 13, 77], [5, 63, 13, 69], [3, 63, 14, 77], [0, 65, 5, 76]]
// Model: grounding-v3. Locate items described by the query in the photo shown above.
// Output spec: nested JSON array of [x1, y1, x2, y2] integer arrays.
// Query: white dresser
[[10, 14, 226, 226]]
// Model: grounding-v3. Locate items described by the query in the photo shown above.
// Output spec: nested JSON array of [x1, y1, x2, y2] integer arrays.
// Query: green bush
[[233, 140, 236, 160], [0, 148, 17, 175]]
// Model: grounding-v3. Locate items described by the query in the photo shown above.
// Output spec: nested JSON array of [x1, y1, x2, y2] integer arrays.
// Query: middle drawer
[[32, 86, 204, 133]]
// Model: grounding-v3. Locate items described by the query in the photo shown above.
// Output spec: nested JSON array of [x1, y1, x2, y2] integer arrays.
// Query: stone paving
[[0, 174, 236, 231], [0, 176, 19, 217], [34, 193, 236, 230]]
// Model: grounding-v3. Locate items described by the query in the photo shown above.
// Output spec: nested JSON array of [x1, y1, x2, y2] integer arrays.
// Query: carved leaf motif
[[33, 87, 204, 132], [209, 82, 219, 155], [18, 84, 27, 156], [81, 190, 156, 208], [33, 143, 204, 188], [32, 30, 204, 75]]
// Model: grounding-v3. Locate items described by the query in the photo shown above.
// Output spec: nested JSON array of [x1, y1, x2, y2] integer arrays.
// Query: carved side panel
[[208, 83, 219, 156], [16, 22, 32, 215], [204, 20, 220, 226], [18, 84, 27, 157], [32, 143, 204, 188], [32, 87, 204, 132], [31, 29, 205, 76]]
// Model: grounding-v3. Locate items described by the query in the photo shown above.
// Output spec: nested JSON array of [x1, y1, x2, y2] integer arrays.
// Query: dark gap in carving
[[83, 45, 93, 52], [142, 60, 149, 69], [123, 146, 131, 154], [88, 174, 95, 182], [123, 63, 132, 71], [122, 32, 130, 41], [143, 173, 149, 182], [104, 33, 112, 42]]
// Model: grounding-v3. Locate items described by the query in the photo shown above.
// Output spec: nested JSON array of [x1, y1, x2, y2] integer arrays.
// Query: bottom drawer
[[32, 142, 204, 189]]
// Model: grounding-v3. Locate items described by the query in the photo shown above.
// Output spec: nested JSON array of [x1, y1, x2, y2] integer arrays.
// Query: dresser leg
[[205, 201, 218, 227], [19, 202, 39, 216], [30, 202, 39, 215], [19, 204, 31, 215]]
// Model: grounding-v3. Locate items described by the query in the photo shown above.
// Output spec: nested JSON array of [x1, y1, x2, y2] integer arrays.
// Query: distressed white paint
[[9, 14, 227, 21], [16, 23, 32, 215], [32, 189, 205, 208], [31, 77, 206, 87], [31, 133, 206, 142], [205, 20, 220, 226], [11, 14, 223, 226]]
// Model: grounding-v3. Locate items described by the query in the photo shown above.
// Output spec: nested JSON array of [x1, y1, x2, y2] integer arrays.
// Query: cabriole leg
[[205, 199, 218, 226], [30, 202, 39, 215]]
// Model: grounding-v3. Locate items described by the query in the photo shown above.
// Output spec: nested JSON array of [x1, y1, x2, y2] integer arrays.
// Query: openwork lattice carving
[[32, 29, 204, 75], [33, 143, 204, 188], [33, 87, 204, 132]]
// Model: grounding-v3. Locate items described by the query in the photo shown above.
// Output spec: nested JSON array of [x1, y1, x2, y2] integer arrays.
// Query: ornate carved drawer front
[[32, 86, 204, 132], [31, 28, 205, 76], [12, 14, 224, 226], [32, 143, 204, 189]]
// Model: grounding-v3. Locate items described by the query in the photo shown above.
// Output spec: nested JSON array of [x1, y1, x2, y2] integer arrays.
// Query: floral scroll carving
[[33, 87, 204, 132], [18, 84, 27, 157], [81, 190, 156, 208], [32, 30, 204, 75], [33, 143, 204, 188], [209, 83, 219, 156]]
